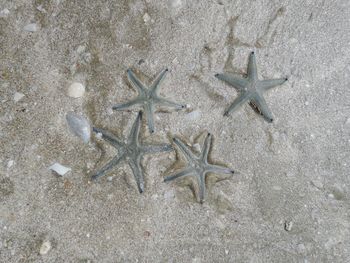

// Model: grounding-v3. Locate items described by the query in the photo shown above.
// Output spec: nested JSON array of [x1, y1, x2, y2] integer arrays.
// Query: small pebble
[[284, 221, 293, 231], [13, 92, 25, 102], [67, 82, 85, 98], [0, 8, 10, 18], [39, 241, 51, 255], [49, 163, 71, 176], [96, 132, 103, 139], [23, 23, 38, 32], [7, 160, 14, 168], [143, 13, 151, 23], [192, 143, 201, 152]]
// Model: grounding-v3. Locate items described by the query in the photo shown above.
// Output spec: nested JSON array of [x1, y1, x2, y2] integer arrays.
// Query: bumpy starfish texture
[[113, 68, 185, 133], [215, 52, 288, 122], [164, 133, 234, 203], [92, 111, 172, 193]]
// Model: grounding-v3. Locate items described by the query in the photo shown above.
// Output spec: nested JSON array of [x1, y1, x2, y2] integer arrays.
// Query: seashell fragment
[[24, 23, 38, 32], [66, 112, 91, 143], [14, 92, 25, 102], [39, 241, 51, 255], [49, 163, 71, 176], [67, 82, 85, 98]]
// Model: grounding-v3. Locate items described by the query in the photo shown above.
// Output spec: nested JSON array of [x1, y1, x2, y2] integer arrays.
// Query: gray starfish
[[215, 52, 288, 122], [164, 133, 234, 203], [92, 111, 172, 193], [113, 68, 185, 133]]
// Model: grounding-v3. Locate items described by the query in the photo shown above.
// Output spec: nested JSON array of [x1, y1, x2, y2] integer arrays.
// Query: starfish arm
[[205, 164, 234, 175], [128, 157, 145, 193], [145, 103, 155, 133], [250, 96, 274, 122], [164, 167, 193, 182], [141, 143, 173, 153], [92, 127, 124, 148], [128, 111, 142, 144], [127, 69, 147, 95], [112, 98, 142, 111], [198, 172, 206, 203], [201, 133, 212, 161], [215, 73, 248, 91], [173, 137, 197, 162], [150, 68, 168, 94], [259, 78, 288, 91], [155, 97, 185, 110], [91, 154, 125, 180], [247, 51, 258, 80], [224, 92, 250, 116]]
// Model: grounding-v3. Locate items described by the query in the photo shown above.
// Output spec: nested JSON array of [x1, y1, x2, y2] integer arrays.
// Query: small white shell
[[39, 241, 51, 255], [49, 163, 71, 176], [67, 82, 85, 98], [66, 112, 91, 143]]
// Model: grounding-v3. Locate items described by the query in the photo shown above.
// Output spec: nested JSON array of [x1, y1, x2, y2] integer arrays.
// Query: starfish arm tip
[[223, 111, 229, 117], [163, 177, 170, 182], [285, 77, 288, 81], [251, 51, 255, 54], [165, 68, 169, 72]]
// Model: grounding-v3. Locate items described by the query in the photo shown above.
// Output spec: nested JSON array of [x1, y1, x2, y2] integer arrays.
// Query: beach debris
[[66, 112, 91, 143], [49, 163, 71, 176]]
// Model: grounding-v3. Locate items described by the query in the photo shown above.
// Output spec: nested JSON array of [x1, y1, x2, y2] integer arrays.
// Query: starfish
[[92, 111, 172, 193], [164, 133, 234, 203], [113, 68, 185, 133], [215, 52, 288, 122]]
